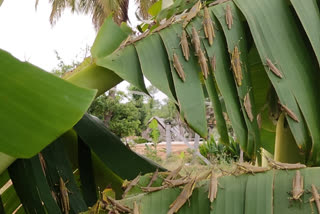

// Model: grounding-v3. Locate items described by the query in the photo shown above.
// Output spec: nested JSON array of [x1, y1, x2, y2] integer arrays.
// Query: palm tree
[[41, 0, 158, 30], [44, 0, 128, 29]]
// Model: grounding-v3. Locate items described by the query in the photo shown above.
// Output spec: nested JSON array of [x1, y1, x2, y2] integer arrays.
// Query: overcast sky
[[0, 0, 167, 101], [0, 0, 97, 71]]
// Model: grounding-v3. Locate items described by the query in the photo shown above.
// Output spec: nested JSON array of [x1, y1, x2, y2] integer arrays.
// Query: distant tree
[[154, 98, 177, 121], [127, 85, 148, 134], [149, 119, 160, 143], [51, 47, 89, 77], [51, 50, 79, 77], [88, 91, 141, 138]]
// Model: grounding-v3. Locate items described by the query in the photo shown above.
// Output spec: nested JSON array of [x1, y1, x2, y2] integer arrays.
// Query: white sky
[[0, 0, 167, 101], [0, 0, 96, 71]]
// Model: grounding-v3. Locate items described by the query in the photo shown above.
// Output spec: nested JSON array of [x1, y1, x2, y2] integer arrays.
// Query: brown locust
[[265, 58, 283, 78], [173, 53, 186, 82], [203, 7, 215, 46], [230, 46, 242, 86], [225, 4, 233, 30], [180, 30, 190, 61]]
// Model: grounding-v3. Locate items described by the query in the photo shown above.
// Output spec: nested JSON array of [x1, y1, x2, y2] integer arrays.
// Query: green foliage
[[88, 92, 141, 138], [127, 85, 149, 134], [148, 0, 162, 16], [199, 135, 240, 163], [0, 49, 96, 159], [89, 0, 320, 163], [133, 137, 148, 144], [149, 119, 160, 143], [144, 119, 162, 163], [153, 98, 177, 120], [86, 167, 320, 214], [144, 144, 162, 163], [51, 50, 80, 77]]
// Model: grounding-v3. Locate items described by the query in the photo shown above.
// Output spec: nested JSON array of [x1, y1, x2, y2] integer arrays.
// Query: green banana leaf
[[159, 23, 208, 138], [87, 167, 320, 214], [74, 114, 165, 180], [8, 155, 62, 214], [96, 45, 149, 95], [78, 139, 97, 207], [0, 49, 96, 158], [212, 2, 261, 159], [91, 16, 130, 58], [1, 183, 23, 214], [63, 58, 122, 98], [41, 138, 88, 213], [84, 0, 320, 163], [92, 16, 148, 95], [135, 33, 177, 102], [184, 13, 229, 146], [234, 0, 320, 164], [60, 128, 124, 199]]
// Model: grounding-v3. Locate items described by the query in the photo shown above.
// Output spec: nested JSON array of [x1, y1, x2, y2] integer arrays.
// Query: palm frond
[[47, 0, 130, 29], [49, 0, 66, 25], [118, 0, 129, 23], [135, 0, 157, 19]]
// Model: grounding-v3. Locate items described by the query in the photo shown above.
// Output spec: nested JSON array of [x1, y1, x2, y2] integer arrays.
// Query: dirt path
[[132, 142, 198, 159]]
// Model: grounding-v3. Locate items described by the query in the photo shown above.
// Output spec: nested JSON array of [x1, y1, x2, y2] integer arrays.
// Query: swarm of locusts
[[156, 0, 219, 82], [86, 155, 316, 214], [173, 1, 214, 81]]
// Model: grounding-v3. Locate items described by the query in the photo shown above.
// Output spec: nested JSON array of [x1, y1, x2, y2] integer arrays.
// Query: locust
[[165, 165, 183, 181], [183, 1, 201, 28], [265, 156, 306, 170], [231, 46, 242, 86], [198, 49, 209, 79], [107, 196, 132, 213], [141, 186, 166, 192], [244, 92, 254, 122], [59, 177, 70, 214], [208, 170, 218, 203], [167, 177, 196, 214], [51, 191, 58, 203], [225, 4, 233, 30], [153, 17, 175, 33], [257, 113, 262, 129], [236, 162, 269, 174], [122, 174, 140, 198], [278, 101, 300, 123], [197, 169, 212, 181], [265, 58, 283, 78], [191, 26, 201, 54], [38, 153, 46, 176], [92, 200, 108, 214], [147, 168, 159, 187], [164, 177, 191, 187], [180, 30, 190, 61], [210, 55, 216, 72], [133, 201, 140, 214], [209, 0, 230, 6], [173, 53, 186, 82], [310, 184, 320, 214], [289, 170, 304, 202], [203, 7, 215, 46]]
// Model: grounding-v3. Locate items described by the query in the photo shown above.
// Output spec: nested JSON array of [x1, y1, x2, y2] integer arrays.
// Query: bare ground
[[131, 142, 196, 159]]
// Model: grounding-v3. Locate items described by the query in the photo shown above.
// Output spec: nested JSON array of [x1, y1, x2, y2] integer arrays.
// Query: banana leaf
[[0, 49, 96, 159], [74, 114, 165, 180], [86, 167, 320, 214]]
